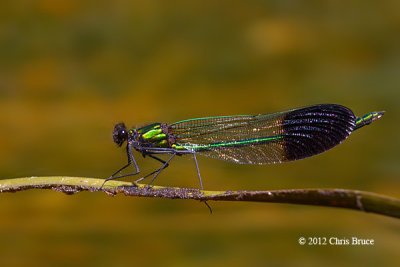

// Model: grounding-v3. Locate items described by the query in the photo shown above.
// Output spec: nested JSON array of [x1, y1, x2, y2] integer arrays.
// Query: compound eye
[[113, 123, 128, 146]]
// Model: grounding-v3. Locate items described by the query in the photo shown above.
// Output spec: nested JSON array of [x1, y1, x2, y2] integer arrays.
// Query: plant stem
[[0, 176, 399, 219]]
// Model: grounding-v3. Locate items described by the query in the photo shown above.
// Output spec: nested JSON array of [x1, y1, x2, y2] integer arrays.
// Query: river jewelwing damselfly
[[100, 104, 384, 189]]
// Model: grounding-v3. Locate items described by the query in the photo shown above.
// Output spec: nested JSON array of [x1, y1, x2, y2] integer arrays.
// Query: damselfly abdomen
[[101, 104, 384, 189]]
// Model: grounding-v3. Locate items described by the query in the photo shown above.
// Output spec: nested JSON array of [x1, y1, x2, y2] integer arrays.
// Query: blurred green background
[[0, 0, 399, 266]]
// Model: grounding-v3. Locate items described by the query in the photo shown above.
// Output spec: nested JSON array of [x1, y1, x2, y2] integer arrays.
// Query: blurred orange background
[[0, 0, 399, 266]]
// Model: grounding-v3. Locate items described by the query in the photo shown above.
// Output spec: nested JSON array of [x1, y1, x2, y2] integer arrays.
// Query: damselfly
[[101, 104, 384, 189]]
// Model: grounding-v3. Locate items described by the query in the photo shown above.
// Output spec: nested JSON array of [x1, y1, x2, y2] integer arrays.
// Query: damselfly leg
[[192, 152, 203, 190], [100, 144, 139, 189], [136, 148, 204, 189], [142, 152, 177, 185], [135, 153, 174, 184]]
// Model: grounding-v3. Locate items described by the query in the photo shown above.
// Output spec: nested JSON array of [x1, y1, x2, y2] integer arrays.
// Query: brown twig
[[0, 176, 399, 219]]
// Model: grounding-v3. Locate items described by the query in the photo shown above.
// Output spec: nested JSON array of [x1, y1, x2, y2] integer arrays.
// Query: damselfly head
[[113, 122, 128, 146]]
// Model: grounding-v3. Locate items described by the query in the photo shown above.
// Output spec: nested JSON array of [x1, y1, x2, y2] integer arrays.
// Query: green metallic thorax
[[134, 123, 170, 148]]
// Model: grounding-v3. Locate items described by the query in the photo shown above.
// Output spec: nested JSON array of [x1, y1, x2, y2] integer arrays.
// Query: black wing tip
[[283, 104, 356, 161]]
